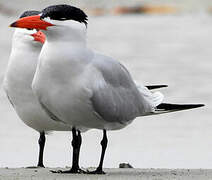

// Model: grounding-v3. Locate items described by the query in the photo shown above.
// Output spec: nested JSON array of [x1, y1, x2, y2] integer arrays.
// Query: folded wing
[[90, 54, 154, 124]]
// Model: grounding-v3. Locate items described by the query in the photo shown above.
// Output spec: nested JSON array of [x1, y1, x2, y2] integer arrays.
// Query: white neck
[[12, 29, 42, 51], [4, 30, 42, 91], [44, 20, 87, 45], [36, 20, 92, 82]]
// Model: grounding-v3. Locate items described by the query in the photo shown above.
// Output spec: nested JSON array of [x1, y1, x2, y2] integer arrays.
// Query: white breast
[[3, 34, 70, 132], [32, 43, 131, 131]]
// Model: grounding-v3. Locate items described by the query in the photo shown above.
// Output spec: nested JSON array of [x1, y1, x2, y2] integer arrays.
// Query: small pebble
[[119, 163, 134, 168]]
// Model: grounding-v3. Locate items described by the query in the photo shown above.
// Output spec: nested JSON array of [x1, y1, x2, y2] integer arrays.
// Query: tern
[[10, 4, 204, 174], [3, 10, 71, 168]]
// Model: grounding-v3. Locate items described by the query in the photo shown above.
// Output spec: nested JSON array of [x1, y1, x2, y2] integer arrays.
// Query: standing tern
[[3, 10, 71, 168], [5, 9, 167, 171], [10, 4, 204, 174]]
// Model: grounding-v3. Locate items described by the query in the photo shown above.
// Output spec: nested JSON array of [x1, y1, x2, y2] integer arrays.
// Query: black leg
[[69, 128, 83, 173], [51, 128, 85, 174], [88, 129, 108, 174], [37, 131, 46, 168], [76, 130, 82, 168]]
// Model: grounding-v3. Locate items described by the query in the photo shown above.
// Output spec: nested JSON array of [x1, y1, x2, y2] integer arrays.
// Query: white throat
[[12, 28, 41, 50]]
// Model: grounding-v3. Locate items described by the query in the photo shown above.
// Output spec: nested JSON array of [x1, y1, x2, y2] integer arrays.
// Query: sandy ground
[[1, 168, 212, 180]]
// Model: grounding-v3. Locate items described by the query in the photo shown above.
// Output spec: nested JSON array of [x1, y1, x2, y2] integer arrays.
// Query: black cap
[[41, 4, 88, 26], [19, 10, 41, 18]]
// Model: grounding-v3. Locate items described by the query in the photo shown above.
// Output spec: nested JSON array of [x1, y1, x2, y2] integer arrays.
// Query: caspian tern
[[10, 4, 204, 174], [3, 10, 71, 168]]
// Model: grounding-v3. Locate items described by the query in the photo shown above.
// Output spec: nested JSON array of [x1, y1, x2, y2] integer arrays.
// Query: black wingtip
[[146, 85, 168, 90], [156, 103, 205, 111]]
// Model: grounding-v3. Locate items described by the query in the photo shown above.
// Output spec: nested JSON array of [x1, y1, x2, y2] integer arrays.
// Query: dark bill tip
[[9, 21, 17, 27]]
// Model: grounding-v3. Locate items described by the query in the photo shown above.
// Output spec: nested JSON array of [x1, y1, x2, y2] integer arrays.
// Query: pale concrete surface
[[1, 168, 212, 180]]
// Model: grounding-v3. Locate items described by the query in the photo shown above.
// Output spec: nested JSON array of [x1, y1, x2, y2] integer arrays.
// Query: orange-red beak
[[31, 31, 46, 44], [10, 15, 54, 30]]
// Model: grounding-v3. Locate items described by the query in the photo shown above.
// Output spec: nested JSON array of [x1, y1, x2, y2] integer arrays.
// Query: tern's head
[[10, 5, 88, 42], [13, 10, 45, 47]]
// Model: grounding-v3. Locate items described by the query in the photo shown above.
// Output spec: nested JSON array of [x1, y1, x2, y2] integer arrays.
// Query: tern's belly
[[4, 82, 70, 132], [37, 81, 130, 131]]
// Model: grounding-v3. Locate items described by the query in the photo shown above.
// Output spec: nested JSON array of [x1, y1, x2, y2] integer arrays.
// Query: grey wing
[[90, 54, 153, 124]]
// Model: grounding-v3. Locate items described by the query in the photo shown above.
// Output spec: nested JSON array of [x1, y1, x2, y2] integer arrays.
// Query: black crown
[[41, 4, 88, 26], [20, 10, 41, 18]]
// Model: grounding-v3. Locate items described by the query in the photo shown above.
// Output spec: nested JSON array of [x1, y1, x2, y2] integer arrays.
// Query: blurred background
[[0, 0, 211, 169]]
